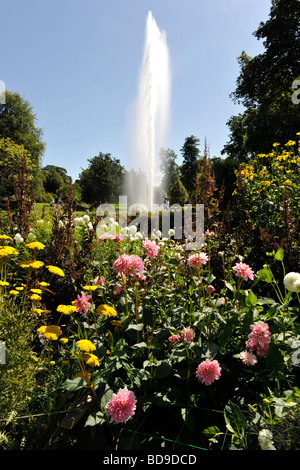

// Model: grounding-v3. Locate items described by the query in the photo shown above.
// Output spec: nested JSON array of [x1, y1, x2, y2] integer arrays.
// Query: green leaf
[[85, 411, 105, 427], [60, 377, 86, 392], [266, 342, 284, 371], [245, 289, 258, 307], [132, 341, 148, 349], [274, 247, 284, 261], [224, 401, 246, 436], [202, 425, 221, 443], [257, 268, 273, 283], [155, 360, 172, 379], [225, 281, 234, 292]]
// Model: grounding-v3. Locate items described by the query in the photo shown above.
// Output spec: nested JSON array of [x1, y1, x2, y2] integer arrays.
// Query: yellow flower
[[46, 265, 65, 277], [50, 361, 55, 366], [96, 304, 117, 317], [15, 286, 24, 291], [56, 304, 77, 315], [83, 285, 98, 291], [283, 179, 292, 186], [30, 288, 42, 294], [285, 140, 296, 146], [19, 260, 44, 269], [272, 142, 280, 147], [39, 282, 50, 287], [9, 290, 19, 295], [25, 242, 45, 250], [0, 281, 9, 286], [0, 235, 13, 242], [76, 339, 96, 352], [32, 308, 46, 314], [82, 353, 100, 367], [37, 325, 62, 340], [30, 294, 42, 301], [59, 337, 69, 344], [0, 246, 19, 258]]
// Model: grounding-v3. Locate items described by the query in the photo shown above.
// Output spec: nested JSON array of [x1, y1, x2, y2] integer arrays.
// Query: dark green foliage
[[78, 152, 125, 205], [223, 0, 300, 157]]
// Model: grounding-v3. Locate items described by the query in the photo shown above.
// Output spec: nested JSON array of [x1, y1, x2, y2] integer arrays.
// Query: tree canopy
[[78, 153, 125, 205], [223, 0, 300, 157]]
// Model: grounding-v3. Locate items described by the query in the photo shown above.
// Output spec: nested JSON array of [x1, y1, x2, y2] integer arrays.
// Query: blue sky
[[1, 0, 271, 181]]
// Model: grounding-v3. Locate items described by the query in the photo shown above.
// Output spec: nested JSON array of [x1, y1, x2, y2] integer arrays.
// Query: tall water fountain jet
[[126, 11, 171, 211]]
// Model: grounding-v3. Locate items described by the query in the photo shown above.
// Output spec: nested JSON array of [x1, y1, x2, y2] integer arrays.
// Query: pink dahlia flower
[[114, 285, 123, 296], [111, 234, 123, 243], [240, 351, 257, 366], [187, 252, 208, 269], [232, 262, 254, 281], [113, 254, 144, 276], [246, 322, 271, 356], [196, 359, 221, 385], [129, 255, 145, 274], [74, 291, 91, 314], [180, 327, 195, 343], [207, 285, 216, 293], [169, 334, 180, 344], [97, 233, 112, 243], [106, 387, 137, 424], [143, 239, 159, 259]]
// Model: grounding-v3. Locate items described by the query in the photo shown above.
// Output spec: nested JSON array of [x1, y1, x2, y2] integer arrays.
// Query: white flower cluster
[[284, 272, 300, 293], [73, 214, 93, 230]]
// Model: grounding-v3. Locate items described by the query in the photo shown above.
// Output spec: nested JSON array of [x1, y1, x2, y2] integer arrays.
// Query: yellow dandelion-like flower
[[9, 290, 19, 295], [46, 265, 65, 277], [283, 179, 292, 186], [83, 285, 98, 291], [0, 235, 13, 242], [15, 286, 24, 291], [76, 339, 96, 352], [19, 260, 44, 269], [82, 353, 100, 367], [0, 246, 19, 257], [30, 294, 42, 301], [30, 288, 42, 294], [272, 142, 280, 147], [260, 180, 271, 188], [56, 304, 77, 315], [0, 281, 9, 286], [37, 325, 62, 340], [25, 242, 46, 250], [32, 308, 46, 314], [59, 337, 69, 344], [39, 282, 50, 287], [285, 140, 296, 146], [96, 304, 117, 317]]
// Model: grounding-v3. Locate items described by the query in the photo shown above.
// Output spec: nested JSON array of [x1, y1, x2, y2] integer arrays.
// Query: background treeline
[[0, 0, 299, 210]]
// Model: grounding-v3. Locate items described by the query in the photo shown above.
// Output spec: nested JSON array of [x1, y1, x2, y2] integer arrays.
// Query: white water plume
[[126, 11, 171, 210]]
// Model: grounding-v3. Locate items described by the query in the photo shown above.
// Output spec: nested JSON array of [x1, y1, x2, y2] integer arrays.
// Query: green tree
[[221, 114, 249, 163], [0, 136, 35, 207], [223, 0, 300, 156], [159, 147, 179, 195], [180, 135, 201, 198], [78, 153, 124, 204], [0, 90, 46, 198], [42, 165, 70, 195], [169, 172, 189, 206]]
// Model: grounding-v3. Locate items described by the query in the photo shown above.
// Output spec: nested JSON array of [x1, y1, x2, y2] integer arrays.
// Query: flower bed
[[0, 215, 299, 450]]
